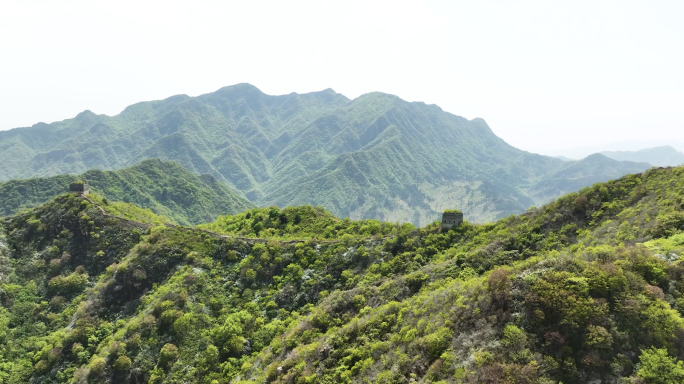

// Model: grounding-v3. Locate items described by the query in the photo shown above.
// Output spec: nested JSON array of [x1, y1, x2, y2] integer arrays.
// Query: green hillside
[[1, 166, 684, 383], [199, 206, 399, 240], [88, 193, 174, 226], [0, 84, 650, 225], [0, 158, 254, 225]]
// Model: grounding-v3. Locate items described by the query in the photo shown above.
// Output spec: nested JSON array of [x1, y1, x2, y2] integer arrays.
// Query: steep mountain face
[[0, 84, 651, 224], [2, 167, 684, 383], [601, 145, 684, 167], [0, 159, 254, 225]]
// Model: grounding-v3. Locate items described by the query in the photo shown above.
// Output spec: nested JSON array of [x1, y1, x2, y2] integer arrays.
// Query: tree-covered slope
[[0, 84, 651, 225], [198, 205, 399, 240], [2, 166, 684, 383], [0, 158, 254, 225]]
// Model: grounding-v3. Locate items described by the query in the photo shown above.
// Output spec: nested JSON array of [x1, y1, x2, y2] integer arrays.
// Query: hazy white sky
[[1, 0, 682, 156]]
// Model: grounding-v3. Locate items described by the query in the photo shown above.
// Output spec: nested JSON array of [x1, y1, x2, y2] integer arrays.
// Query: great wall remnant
[[441, 210, 463, 229], [69, 181, 89, 196]]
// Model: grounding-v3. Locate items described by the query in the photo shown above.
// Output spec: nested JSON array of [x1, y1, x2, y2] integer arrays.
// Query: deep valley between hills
[[2, 85, 684, 384]]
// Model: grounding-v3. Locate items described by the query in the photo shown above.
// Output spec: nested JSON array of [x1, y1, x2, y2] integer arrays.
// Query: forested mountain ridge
[[0, 159, 254, 225], [0, 84, 650, 224], [2, 166, 684, 383]]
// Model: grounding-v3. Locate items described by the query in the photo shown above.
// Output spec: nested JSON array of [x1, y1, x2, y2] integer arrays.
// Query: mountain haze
[[0, 84, 651, 224], [526, 153, 653, 203], [552, 155, 575, 161], [600, 145, 684, 167], [0, 159, 254, 225]]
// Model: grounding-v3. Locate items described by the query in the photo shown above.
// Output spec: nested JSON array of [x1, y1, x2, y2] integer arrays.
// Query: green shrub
[[585, 325, 612, 349], [501, 324, 527, 347], [352, 295, 366, 309], [652, 212, 684, 238], [173, 313, 192, 335], [405, 271, 429, 292], [158, 343, 179, 368], [88, 356, 106, 377], [425, 327, 453, 358], [637, 347, 684, 383], [113, 356, 132, 371], [48, 271, 88, 294]]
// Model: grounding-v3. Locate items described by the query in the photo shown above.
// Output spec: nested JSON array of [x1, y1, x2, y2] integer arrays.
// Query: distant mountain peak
[[602, 145, 680, 154], [583, 153, 611, 161], [75, 109, 96, 119], [209, 83, 266, 99], [74, 109, 99, 127], [217, 82, 263, 92], [600, 146, 684, 167], [356, 91, 402, 101]]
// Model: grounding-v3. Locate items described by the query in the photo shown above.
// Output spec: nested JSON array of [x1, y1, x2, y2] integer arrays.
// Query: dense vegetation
[[0, 84, 650, 224], [2, 165, 684, 383], [88, 194, 173, 226], [198, 206, 401, 240], [0, 159, 254, 225]]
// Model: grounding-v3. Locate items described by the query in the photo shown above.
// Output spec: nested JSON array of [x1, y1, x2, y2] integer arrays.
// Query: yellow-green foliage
[[89, 194, 173, 225], [643, 232, 684, 260], [199, 205, 402, 239], [637, 347, 684, 383], [2, 167, 684, 383], [47, 271, 88, 294]]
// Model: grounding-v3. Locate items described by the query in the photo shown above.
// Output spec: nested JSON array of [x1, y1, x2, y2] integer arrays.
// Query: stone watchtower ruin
[[69, 182, 89, 196], [441, 210, 463, 229]]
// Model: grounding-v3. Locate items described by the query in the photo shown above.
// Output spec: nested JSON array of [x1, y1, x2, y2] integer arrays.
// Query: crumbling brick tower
[[441, 210, 463, 229], [69, 182, 90, 196]]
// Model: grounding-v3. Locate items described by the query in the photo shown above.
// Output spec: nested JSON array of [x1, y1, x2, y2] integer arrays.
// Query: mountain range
[[0, 84, 652, 224], [600, 145, 684, 167], [549, 140, 684, 160], [557, 145, 684, 167]]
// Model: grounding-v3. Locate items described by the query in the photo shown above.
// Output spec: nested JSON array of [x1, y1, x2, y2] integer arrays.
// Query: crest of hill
[[0, 83, 651, 225], [2, 166, 684, 382], [88, 193, 174, 225], [0, 158, 254, 225], [198, 205, 405, 239]]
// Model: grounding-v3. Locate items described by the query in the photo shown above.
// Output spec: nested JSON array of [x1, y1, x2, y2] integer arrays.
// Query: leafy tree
[[637, 347, 684, 383], [113, 356, 132, 371], [158, 344, 179, 368]]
